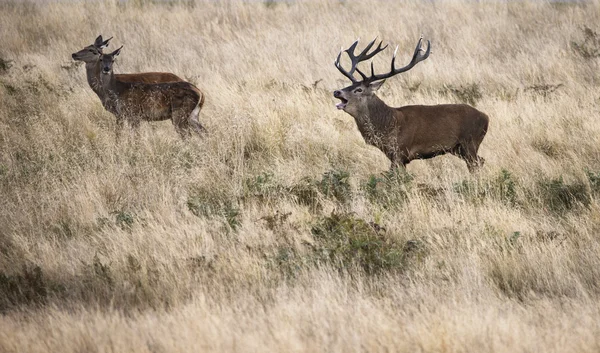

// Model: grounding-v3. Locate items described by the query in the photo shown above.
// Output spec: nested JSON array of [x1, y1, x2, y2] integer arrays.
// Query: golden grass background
[[1, 0, 600, 351]]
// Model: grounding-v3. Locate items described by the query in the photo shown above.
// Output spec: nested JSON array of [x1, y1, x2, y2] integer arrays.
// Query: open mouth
[[336, 97, 348, 110]]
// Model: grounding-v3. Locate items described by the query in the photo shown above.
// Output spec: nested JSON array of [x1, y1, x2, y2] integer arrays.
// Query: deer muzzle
[[333, 90, 348, 110]]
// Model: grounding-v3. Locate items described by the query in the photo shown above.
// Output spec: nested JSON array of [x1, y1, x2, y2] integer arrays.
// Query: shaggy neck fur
[[347, 95, 398, 150]]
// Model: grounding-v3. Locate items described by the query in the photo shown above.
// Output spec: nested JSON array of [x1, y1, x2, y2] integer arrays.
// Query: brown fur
[[99, 48, 206, 138], [116, 72, 181, 84], [334, 38, 489, 172], [72, 36, 206, 137], [335, 84, 489, 172], [102, 78, 205, 136], [71, 37, 184, 101]]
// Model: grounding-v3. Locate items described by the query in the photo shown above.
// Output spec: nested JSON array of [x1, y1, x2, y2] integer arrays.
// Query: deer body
[[349, 97, 488, 169], [101, 75, 204, 127], [334, 38, 488, 172], [72, 36, 205, 137], [99, 47, 206, 137], [83, 60, 183, 106]]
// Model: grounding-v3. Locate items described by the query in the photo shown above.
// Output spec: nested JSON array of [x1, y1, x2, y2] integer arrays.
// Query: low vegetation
[[1, 0, 600, 352]]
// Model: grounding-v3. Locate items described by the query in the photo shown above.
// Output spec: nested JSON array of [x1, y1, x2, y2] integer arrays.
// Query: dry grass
[[1, 0, 600, 351]]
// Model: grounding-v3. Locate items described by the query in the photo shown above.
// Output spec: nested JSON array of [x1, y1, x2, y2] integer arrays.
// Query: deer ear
[[100, 36, 113, 49], [94, 35, 103, 47], [111, 46, 123, 57], [369, 80, 386, 91]]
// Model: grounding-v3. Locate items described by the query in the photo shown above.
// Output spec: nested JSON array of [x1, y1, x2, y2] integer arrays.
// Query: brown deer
[[333, 37, 489, 172], [98, 46, 206, 137], [71, 36, 186, 99], [71, 35, 205, 136]]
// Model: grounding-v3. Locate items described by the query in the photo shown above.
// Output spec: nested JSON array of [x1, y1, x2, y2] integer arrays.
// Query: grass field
[[1, 0, 600, 351]]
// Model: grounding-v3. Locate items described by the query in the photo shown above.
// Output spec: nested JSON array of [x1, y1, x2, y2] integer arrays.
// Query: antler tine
[[355, 67, 369, 81], [407, 38, 430, 66], [335, 37, 388, 83], [345, 40, 360, 57], [358, 39, 388, 61], [335, 49, 358, 83], [345, 39, 376, 80], [370, 38, 431, 82]]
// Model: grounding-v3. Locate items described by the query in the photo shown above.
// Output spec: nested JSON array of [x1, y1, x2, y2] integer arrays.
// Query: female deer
[[99, 47, 206, 137]]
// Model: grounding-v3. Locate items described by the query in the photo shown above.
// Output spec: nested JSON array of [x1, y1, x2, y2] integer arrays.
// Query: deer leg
[[456, 143, 484, 173], [466, 153, 485, 172], [171, 109, 192, 139], [188, 104, 207, 136], [389, 156, 408, 172], [386, 148, 410, 171], [389, 163, 407, 174], [123, 118, 141, 141], [189, 119, 207, 136], [129, 119, 141, 132], [115, 117, 124, 141]]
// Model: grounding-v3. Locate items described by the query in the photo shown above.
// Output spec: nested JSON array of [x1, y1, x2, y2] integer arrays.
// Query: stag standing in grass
[[98, 46, 206, 137], [333, 37, 488, 172], [71, 35, 205, 137]]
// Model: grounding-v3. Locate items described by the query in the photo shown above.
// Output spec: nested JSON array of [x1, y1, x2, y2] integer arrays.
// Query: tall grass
[[1, 0, 600, 352]]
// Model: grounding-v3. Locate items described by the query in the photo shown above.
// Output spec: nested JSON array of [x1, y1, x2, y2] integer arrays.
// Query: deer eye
[[354, 88, 363, 93]]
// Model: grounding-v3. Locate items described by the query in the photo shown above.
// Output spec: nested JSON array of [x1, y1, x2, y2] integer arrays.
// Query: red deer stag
[[333, 37, 489, 172], [99, 46, 206, 137]]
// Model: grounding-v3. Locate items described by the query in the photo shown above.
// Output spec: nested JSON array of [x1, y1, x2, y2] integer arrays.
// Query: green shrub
[[271, 246, 303, 279], [289, 177, 320, 209], [113, 211, 135, 231], [187, 194, 241, 231], [537, 176, 590, 213], [310, 212, 407, 274], [525, 83, 563, 98], [318, 170, 351, 203], [495, 169, 517, 206], [0, 265, 48, 312], [289, 169, 352, 209], [244, 172, 285, 202], [585, 169, 600, 194], [454, 169, 517, 206], [259, 211, 292, 231], [363, 168, 413, 209]]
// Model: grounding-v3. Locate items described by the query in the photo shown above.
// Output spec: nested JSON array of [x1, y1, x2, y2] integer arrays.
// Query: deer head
[[100, 46, 123, 76], [71, 35, 112, 64], [333, 37, 431, 117]]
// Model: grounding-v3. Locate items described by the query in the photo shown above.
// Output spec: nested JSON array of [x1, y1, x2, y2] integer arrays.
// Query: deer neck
[[98, 71, 120, 114], [85, 61, 104, 97], [350, 95, 396, 147]]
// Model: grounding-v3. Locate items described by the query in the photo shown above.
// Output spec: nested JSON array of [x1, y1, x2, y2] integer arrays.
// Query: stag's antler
[[335, 37, 431, 83], [368, 37, 430, 82], [334, 38, 388, 83]]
